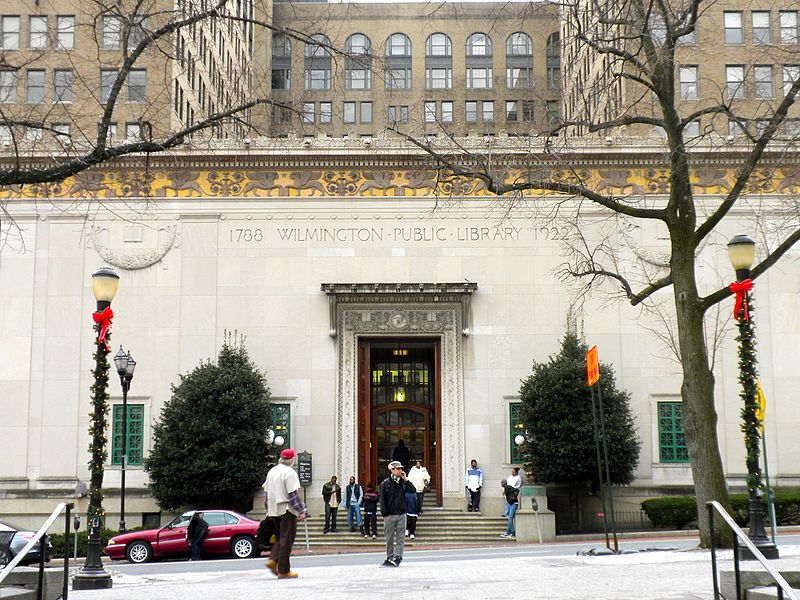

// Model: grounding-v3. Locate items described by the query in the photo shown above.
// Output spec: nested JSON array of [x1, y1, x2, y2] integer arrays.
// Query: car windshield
[[0, 520, 26, 532], [166, 514, 193, 528]]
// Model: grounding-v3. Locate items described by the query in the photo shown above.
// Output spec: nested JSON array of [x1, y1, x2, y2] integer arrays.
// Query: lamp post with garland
[[73, 267, 119, 590], [727, 234, 779, 560]]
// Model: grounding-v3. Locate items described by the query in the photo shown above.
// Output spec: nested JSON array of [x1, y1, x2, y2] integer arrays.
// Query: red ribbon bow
[[92, 307, 114, 350], [729, 279, 752, 321]]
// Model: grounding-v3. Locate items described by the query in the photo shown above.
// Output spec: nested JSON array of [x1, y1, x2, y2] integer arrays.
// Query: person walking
[[362, 482, 379, 539], [322, 475, 341, 533], [379, 460, 415, 567], [503, 467, 523, 517], [264, 448, 307, 579], [464, 459, 483, 512], [408, 460, 431, 514], [186, 511, 208, 561], [501, 479, 520, 538], [392, 439, 412, 473], [344, 475, 364, 533], [405, 486, 418, 540]]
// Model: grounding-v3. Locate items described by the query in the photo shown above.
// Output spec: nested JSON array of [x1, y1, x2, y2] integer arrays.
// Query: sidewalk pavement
[[68, 544, 800, 600]]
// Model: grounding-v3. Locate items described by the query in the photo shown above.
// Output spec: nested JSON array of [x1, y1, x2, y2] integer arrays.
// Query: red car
[[104, 509, 260, 564]]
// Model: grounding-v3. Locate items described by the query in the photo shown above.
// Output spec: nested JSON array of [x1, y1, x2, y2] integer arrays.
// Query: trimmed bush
[[49, 527, 145, 558], [642, 491, 800, 530]]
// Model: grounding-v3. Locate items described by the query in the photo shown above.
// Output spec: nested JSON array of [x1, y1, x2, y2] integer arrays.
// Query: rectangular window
[[724, 12, 743, 44], [360, 101, 372, 124], [54, 69, 73, 103], [684, 120, 701, 138], [754, 65, 774, 98], [388, 105, 408, 124], [319, 101, 331, 123], [465, 101, 477, 123], [270, 404, 291, 451], [0, 125, 11, 143], [1, 16, 20, 49], [657, 402, 689, 463], [25, 70, 45, 104], [441, 100, 453, 123], [347, 68, 370, 90], [726, 65, 745, 99], [752, 11, 771, 44], [780, 11, 799, 44], [522, 100, 535, 122], [547, 66, 561, 89], [509, 402, 525, 464], [100, 69, 117, 103], [24, 126, 42, 143], [785, 118, 800, 137], [466, 67, 492, 89], [783, 65, 800, 96], [425, 67, 451, 90], [127, 69, 146, 103], [482, 100, 494, 122], [28, 16, 47, 49], [101, 16, 121, 49], [302, 102, 314, 123], [112, 404, 145, 466], [424, 101, 436, 122], [506, 100, 518, 122], [506, 67, 532, 89], [0, 70, 18, 103], [545, 100, 560, 128], [680, 65, 698, 99], [52, 123, 71, 143], [385, 68, 411, 90], [125, 122, 144, 141], [304, 68, 330, 90], [271, 68, 290, 90], [343, 101, 356, 124], [127, 17, 147, 50], [56, 16, 75, 50]]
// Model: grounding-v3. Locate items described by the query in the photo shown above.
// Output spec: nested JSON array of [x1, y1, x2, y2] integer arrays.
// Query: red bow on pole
[[92, 307, 114, 350], [729, 279, 752, 321]]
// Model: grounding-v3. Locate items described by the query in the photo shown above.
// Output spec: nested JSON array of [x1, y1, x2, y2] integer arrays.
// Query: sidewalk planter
[[516, 485, 556, 543]]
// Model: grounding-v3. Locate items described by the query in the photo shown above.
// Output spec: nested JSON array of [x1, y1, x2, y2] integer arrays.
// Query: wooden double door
[[357, 338, 441, 505]]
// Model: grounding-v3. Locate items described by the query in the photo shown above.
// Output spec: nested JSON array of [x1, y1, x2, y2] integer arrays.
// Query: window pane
[[506, 100, 517, 121], [302, 102, 314, 123], [506, 32, 531, 55], [465, 101, 477, 123], [752, 11, 771, 44], [783, 65, 800, 96], [680, 66, 698, 99], [28, 16, 47, 49], [441, 101, 453, 122], [272, 33, 291, 57], [127, 69, 146, 103], [1, 16, 20, 50], [361, 101, 372, 124], [754, 65, 773, 98], [25, 70, 45, 103], [343, 101, 356, 123], [724, 12, 743, 44], [56, 16, 75, 50], [509, 403, 525, 463], [112, 404, 145, 466], [780, 11, 798, 44], [319, 102, 331, 123], [54, 70, 73, 102], [482, 100, 494, 122], [726, 66, 744, 99], [101, 16, 121, 49], [0, 71, 18, 103], [424, 101, 436, 122], [271, 68, 290, 90], [657, 402, 689, 463]]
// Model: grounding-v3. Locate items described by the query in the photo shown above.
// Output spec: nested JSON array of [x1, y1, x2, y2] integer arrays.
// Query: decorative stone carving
[[89, 225, 179, 270]]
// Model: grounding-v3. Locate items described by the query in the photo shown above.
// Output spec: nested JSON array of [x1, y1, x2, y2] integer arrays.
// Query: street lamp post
[[727, 234, 779, 560], [113, 347, 136, 534], [73, 267, 119, 590]]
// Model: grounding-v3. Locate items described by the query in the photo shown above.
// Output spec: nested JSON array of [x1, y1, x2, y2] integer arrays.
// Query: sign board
[[297, 451, 312, 487], [586, 346, 600, 386]]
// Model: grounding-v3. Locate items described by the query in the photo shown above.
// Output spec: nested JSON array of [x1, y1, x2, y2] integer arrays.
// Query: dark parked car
[[0, 519, 52, 566], [103, 509, 260, 564]]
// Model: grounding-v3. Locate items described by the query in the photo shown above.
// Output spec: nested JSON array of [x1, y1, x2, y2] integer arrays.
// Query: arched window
[[506, 32, 532, 89], [425, 33, 452, 89], [271, 33, 291, 90], [466, 32, 492, 57], [546, 31, 560, 90], [345, 33, 372, 90], [466, 33, 493, 89], [384, 33, 412, 89], [305, 33, 331, 90]]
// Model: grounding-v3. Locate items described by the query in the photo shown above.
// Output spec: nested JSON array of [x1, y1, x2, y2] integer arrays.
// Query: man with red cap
[[264, 448, 307, 578]]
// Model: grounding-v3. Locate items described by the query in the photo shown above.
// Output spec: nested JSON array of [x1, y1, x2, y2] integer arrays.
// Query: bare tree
[[396, 0, 800, 547]]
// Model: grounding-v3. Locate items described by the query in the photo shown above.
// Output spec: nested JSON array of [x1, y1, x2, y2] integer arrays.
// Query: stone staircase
[[720, 558, 800, 599], [0, 567, 61, 600], [295, 507, 514, 548]]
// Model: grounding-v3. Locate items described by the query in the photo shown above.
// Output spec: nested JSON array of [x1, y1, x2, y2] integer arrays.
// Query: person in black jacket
[[379, 461, 416, 567], [391, 439, 412, 473], [186, 511, 208, 561], [362, 482, 379, 539]]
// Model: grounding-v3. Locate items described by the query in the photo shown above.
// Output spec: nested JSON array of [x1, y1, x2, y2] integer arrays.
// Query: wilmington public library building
[[2, 0, 800, 534]]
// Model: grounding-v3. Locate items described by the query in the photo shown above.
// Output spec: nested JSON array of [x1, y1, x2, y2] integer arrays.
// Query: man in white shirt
[[408, 460, 431, 514], [503, 467, 523, 517], [264, 448, 307, 579]]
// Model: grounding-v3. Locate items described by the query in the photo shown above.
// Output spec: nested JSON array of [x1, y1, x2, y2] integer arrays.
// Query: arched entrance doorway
[[357, 339, 441, 505]]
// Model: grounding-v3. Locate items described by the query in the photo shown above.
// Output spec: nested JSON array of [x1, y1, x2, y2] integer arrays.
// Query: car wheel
[[125, 541, 153, 564], [231, 535, 257, 559]]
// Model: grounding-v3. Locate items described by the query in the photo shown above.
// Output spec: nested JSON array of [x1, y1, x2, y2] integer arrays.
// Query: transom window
[[426, 33, 451, 57], [346, 33, 371, 56], [385, 33, 411, 57], [305, 33, 331, 58], [506, 32, 532, 55]]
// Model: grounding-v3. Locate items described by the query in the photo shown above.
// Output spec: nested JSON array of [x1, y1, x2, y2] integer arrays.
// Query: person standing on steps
[[392, 439, 412, 474], [464, 459, 483, 512], [408, 460, 431, 515], [379, 461, 415, 567], [264, 448, 307, 579], [362, 482, 379, 539], [344, 475, 364, 533], [322, 475, 341, 533]]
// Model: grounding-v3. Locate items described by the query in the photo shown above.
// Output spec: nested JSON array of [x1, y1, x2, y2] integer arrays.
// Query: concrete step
[[746, 585, 800, 599], [0, 567, 61, 600], [0, 588, 36, 600]]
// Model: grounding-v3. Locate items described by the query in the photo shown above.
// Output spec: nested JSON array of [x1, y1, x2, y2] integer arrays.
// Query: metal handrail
[[0, 502, 74, 600], [707, 501, 799, 600]]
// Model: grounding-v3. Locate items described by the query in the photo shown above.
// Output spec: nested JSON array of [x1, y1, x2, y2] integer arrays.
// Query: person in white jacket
[[407, 460, 431, 514]]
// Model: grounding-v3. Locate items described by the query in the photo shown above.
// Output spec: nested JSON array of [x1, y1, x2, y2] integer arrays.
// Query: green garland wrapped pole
[[727, 235, 778, 560], [73, 267, 119, 590]]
